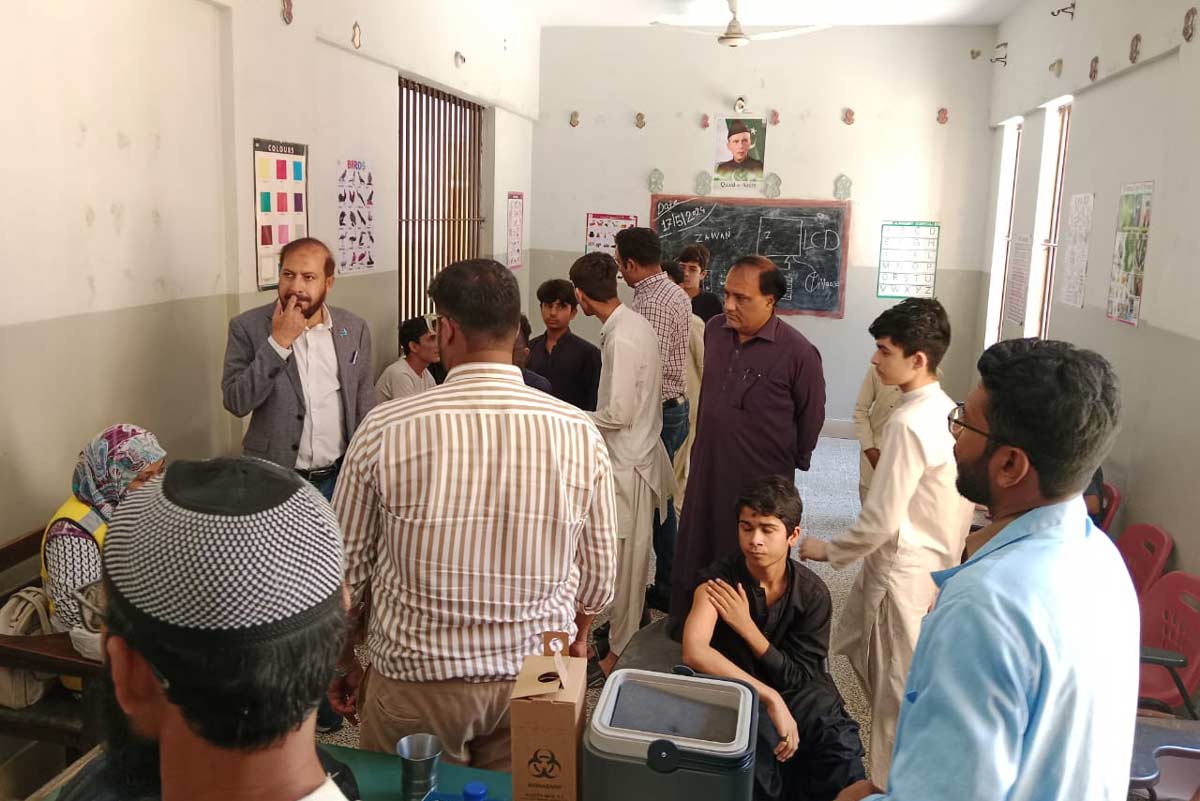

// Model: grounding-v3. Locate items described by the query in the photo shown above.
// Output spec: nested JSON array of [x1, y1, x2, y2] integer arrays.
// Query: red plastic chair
[[1140, 572, 1200, 719], [1118, 524, 1174, 597], [1099, 482, 1121, 532]]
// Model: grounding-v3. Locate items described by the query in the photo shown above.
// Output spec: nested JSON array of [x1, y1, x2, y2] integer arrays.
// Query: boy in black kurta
[[682, 476, 865, 801]]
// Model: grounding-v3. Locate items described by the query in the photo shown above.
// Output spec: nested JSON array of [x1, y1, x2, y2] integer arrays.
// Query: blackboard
[[650, 195, 851, 318]]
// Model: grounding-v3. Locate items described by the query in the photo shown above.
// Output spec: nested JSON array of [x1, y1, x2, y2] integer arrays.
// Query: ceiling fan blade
[[650, 20, 726, 36], [748, 25, 830, 41]]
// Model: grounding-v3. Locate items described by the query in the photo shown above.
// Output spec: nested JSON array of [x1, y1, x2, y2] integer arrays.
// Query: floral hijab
[[71, 424, 166, 521]]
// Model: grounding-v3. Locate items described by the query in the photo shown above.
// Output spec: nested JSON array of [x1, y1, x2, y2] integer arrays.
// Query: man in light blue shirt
[[838, 338, 1139, 801]]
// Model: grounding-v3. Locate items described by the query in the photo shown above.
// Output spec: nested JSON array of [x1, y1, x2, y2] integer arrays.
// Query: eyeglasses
[[947, 403, 1006, 444]]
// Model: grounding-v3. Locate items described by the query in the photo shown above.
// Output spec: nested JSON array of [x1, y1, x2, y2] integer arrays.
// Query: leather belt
[[296, 463, 338, 482], [662, 397, 686, 409]]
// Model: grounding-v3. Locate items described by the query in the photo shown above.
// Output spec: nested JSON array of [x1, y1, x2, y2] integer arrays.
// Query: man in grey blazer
[[222, 237, 376, 501]]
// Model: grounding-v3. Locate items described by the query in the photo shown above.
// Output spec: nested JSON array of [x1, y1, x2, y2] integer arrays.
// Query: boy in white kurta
[[852, 366, 900, 504], [800, 299, 972, 786], [570, 253, 676, 677]]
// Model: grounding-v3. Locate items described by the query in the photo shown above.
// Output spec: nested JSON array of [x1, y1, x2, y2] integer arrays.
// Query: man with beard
[[58, 457, 352, 801], [222, 237, 373, 733], [836, 339, 1138, 801], [222, 237, 376, 501], [799, 299, 971, 786]]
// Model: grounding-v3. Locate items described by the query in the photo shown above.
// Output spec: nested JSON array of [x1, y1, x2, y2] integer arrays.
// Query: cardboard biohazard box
[[510, 632, 588, 801]]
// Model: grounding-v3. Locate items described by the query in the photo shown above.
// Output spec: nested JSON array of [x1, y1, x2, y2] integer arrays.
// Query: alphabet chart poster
[[585, 212, 638, 257], [877, 221, 940, 299], [253, 138, 309, 290]]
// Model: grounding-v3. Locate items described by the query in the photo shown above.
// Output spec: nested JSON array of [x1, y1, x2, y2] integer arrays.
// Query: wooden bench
[[0, 527, 103, 759]]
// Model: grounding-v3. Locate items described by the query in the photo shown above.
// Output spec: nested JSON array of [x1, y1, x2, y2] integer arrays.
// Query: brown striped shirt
[[333, 362, 618, 682]]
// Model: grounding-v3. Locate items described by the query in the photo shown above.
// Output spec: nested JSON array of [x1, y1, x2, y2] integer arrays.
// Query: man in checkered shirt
[[615, 227, 692, 616]]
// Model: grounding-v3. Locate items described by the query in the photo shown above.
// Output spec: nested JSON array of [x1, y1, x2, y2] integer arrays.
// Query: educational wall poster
[[877, 221, 940, 299], [1059, 193, 1094, 308], [506, 191, 524, 270], [713, 116, 767, 193], [1106, 181, 1153, 326], [585, 212, 638, 257], [253, 138, 309, 290], [1004, 234, 1033, 327], [337, 158, 375, 274]]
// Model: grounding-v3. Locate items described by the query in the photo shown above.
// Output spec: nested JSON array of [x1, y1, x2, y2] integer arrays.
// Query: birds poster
[[337, 159, 375, 273]]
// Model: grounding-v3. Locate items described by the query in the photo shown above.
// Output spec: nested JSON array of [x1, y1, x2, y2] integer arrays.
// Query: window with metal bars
[[1036, 103, 1072, 337], [993, 122, 1024, 343], [398, 78, 484, 322]]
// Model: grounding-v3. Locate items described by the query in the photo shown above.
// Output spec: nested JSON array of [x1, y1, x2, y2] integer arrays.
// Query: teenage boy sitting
[[683, 475, 866, 801]]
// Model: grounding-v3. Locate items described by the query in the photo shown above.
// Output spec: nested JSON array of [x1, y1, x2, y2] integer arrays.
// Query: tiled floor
[[319, 436, 871, 764]]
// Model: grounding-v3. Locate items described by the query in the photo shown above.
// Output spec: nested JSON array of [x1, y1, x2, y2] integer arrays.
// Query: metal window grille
[[399, 78, 484, 322]]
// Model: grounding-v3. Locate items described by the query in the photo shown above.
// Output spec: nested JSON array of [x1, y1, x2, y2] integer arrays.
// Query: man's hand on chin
[[835, 780, 884, 801]]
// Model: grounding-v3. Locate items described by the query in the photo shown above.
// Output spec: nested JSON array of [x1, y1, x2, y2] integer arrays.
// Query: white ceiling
[[534, 0, 1023, 28]]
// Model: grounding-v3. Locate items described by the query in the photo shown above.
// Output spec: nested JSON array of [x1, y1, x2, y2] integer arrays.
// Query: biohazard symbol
[[528, 749, 561, 780]]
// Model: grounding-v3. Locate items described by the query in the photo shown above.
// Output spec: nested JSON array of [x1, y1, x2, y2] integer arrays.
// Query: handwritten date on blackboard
[[651, 195, 851, 318]]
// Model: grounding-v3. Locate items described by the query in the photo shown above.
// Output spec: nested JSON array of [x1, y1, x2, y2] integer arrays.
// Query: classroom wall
[[989, 0, 1200, 570], [529, 25, 997, 427], [0, 0, 540, 541]]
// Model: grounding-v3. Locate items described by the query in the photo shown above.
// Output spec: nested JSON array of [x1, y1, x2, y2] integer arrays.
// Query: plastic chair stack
[[1139, 571, 1200, 720], [1119, 524, 1174, 598]]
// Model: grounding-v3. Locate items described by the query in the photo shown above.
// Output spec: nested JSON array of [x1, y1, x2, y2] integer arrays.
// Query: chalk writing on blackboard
[[651, 195, 851, 318]]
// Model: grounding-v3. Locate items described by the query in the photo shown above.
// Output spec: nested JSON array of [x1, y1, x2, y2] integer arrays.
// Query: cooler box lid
[[589, 669, 754, 761]]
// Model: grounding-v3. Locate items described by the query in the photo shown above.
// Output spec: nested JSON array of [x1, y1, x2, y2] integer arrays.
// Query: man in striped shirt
[[615, 226, 692, 616], [330, 259, 618, 770]]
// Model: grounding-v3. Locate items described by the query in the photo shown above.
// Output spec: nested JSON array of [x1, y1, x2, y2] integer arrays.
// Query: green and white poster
[[877, 221, 940, 299]]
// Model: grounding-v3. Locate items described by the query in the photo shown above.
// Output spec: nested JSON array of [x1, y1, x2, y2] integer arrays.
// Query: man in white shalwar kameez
[[570, 253, 676, 677], [800, 299, 972, 786]]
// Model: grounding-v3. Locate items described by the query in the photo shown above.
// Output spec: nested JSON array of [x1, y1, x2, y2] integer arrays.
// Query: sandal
[[587, 656, 608, 689]]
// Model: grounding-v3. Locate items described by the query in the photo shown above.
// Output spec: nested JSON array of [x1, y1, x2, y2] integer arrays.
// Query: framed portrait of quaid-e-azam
[[713, 116, 767, 192]]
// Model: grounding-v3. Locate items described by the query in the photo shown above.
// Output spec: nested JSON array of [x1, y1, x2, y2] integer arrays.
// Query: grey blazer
[[221, 302, 377, 469]]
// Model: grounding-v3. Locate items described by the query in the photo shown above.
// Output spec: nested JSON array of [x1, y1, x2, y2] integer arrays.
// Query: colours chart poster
[[254, 138, 309, 290], [337, 159, 375, 274], [877, 221, 940, 299], [1106, 181, 1153, 326], [585, 212, 638, 257]]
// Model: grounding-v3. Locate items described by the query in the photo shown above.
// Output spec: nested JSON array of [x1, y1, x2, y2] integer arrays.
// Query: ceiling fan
[[652, 0, 827, 47]]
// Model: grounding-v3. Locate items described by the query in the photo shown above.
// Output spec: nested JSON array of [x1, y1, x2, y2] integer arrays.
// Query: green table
[[30, 744, 513, 801], [325, 744, 513, 801]]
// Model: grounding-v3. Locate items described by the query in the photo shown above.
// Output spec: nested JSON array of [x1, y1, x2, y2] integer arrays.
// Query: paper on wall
[[1059, 193, 1094, 308], [1106, 181, 1153, 326], [585, 212, 638, 257], [507, 192, 523, 270], [1004, 234, 1033, 327], [337, 159, 375, 274]]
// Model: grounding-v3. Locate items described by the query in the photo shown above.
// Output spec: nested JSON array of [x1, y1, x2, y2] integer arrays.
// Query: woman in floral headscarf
[[41, 424, 166, 634]]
